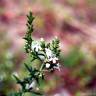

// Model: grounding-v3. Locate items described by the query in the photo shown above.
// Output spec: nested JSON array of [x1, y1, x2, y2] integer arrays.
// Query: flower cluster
[[31, 37, 60, 71], [12, 11, 60, 96]]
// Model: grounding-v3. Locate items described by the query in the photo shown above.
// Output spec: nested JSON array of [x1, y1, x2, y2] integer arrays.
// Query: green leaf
[[24, 63, 32, 72], [24, 11, 34, 53]]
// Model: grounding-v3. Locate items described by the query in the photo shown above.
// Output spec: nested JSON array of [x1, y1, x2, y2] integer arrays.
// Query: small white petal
[[40, 38, 44, 41], [13, 72, 19, 77], [46, 63, 50, 68], [39, 55, 45, 60], [49, 58, 53, 61], [49, 57, 58, 63], [35, 47, 39, 52], [55, 36, 58, 39], [25, 83, 29, 89], [31, 41, 42, 52], [45, 48, 53, 58], [36, 87, 39, 91], [38, 51, 45, 60], [54, 63, 60, 71], [39, 74, 42, 77], [55, 57, 59, 60], [29, 80, 36, 89], [53, 59, 57, 63]]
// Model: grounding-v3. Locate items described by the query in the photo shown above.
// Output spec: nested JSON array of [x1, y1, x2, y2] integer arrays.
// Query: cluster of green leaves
[[50, 38, 60, 57], [24, 12, 34, 53], [10, 12, 43, 96]]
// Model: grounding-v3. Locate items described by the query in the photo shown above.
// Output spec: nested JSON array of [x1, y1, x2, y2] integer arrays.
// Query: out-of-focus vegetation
[[0, 31, 24, 95], [0, 0, 96, 96]]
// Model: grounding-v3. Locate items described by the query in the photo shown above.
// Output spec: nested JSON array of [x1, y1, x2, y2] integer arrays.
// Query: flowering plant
[[10, 12, 60, 96]]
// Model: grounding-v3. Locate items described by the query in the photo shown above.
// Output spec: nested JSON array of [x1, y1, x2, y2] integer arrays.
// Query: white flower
[[31, 41, 42, 52], [45, 48, 59, 64], [49, 57, 58, 63], [38, 51, 45, 60], [39, 74, 42, 77], [25, 83, 29, 89], [25, 79, 37, 90], [45, 63, 51, 68], [55, 36, 58, 39], [40, 38, 44, 42], [45, 48, 53, 58], [29, 80, 36, 89], [54, 63, 60, 71], [36, 87, 39, 91], [38, 54, 45, 60], [13, 72, 19, 77]]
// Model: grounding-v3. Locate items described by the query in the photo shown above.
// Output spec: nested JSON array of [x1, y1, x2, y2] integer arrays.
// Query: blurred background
[[0, 0, 96, 96]]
